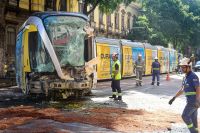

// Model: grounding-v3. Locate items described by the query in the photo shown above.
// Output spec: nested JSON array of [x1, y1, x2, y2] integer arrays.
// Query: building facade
[[0, 0, 139, 76]]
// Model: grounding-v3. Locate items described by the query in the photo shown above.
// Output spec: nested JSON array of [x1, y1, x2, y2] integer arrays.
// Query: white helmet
[[154, 57, 158, 60], [138, 54, 142, 57], [179, 57, 192, 66], [112, 52, 118, 58]]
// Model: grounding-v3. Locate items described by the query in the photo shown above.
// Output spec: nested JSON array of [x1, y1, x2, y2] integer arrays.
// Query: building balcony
[[99, 23, 105, 32], [121, 29, 127, 37], [8, 0, 18, 6], [114, 28, 119, 35], [90, 21, 96, 29], [6, 0, 20, 12], [107, 25, 112, 34]]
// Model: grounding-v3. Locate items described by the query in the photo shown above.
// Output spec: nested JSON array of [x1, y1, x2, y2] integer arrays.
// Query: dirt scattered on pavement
[[0, 106, 188, 132]]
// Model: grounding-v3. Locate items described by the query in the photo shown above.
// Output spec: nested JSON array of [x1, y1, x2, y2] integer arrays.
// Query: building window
[[121, 9, 125, 31], [45, 0, 56, 11], [133, 15, 136, 23], [89, 6, 94, 22], [8, 0, 18, 6], [107, 14, 111, 27], [60, 0, 67, 11], [79, 1, 84, 13], [0, 24, 5, 48], [99, 11, 103, 24], [115, 12, 119, 29], [6, 26, 16, 58], [127, 12, 131, 30]]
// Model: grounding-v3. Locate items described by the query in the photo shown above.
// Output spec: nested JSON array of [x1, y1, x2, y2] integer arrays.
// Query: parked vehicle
[[194, 61, 200, 72]]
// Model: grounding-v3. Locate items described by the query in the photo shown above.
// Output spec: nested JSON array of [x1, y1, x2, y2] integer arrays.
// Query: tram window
[[84, 37, 93, 62], [28, 31, 54, 72], [84, 39, 88, 62], [29, 31, 38, 70]]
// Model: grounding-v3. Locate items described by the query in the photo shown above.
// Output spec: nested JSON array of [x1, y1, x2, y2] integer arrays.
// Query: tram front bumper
[[49, 81, 91, 90]]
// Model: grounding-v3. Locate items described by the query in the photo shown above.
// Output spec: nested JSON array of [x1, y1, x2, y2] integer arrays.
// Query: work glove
[[194, 100, 200, 108], [168, 97, 176, 105]]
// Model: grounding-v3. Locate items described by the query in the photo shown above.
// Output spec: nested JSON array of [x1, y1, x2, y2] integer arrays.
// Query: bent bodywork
[[16, 12, 97, 98]]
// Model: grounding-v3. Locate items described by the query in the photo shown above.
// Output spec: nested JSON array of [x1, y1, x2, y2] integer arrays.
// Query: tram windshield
[[43, 16, 87, 67]]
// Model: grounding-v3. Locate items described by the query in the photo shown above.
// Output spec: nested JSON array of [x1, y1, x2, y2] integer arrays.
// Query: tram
[[16, 12, 97, 98], [95, 37, 178, 80]]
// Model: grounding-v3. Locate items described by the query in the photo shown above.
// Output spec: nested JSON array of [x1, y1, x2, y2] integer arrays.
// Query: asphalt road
[[0, 72, 200, 132]]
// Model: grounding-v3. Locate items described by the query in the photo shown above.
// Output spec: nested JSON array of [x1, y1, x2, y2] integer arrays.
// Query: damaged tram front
[[16, 12, 97, 99]]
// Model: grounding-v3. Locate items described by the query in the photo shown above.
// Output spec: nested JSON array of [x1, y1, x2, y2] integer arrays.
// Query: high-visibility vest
[[112, 60, 121, 80]]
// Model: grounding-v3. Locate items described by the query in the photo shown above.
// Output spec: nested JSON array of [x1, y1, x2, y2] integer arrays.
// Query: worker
[[169, 57, 200, 133], [151, 57, 160, 86], [135, 54, 145, 86], [109, 52, 122, 100]]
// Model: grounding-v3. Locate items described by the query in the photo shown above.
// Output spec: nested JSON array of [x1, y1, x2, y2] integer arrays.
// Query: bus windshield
[[43, 16, 87, 67]]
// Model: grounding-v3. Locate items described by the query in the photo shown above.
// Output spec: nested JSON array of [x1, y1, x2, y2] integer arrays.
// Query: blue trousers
[[152, 72, 160, 83], [182, 103, 198, 133]]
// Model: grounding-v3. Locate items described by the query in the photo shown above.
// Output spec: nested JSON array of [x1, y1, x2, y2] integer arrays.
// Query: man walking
[[169, 57, 200, 133], [151, 57, 160, 86], [109, 52, 122, 100], [135, 54, 145, 86]]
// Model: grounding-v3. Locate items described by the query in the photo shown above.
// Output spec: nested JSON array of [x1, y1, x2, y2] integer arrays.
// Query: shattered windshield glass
[[44, 16, 87, 67]]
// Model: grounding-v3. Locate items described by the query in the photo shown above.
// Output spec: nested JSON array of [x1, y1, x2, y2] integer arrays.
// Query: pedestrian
[[169, 57, 200, 133], [135, 54, 145, 86], [109, 52, 122, 100], [151, 57, 160, 86]]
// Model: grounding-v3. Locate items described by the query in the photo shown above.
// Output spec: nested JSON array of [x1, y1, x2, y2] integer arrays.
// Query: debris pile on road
[[0, 106, 185, 132]]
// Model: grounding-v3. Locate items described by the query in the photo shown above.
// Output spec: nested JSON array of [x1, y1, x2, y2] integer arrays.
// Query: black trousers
[[111, 79, 121, 94]]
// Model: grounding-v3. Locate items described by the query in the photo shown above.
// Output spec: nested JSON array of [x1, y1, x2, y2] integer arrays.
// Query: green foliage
[[129, 0, 200, 52], [83, 0, 136, 15], [128, 15, 151, 41]]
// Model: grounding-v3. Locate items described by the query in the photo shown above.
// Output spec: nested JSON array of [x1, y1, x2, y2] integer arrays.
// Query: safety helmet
[[138, 54, 142, 57], [154, 57, 158, 60], [112, 52, 118, 57], [179, 57, 192, 66]]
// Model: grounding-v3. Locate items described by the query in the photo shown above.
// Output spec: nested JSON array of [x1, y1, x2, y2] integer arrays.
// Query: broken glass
[[44, 16, 87, 67], [28, 31, 54, 72]]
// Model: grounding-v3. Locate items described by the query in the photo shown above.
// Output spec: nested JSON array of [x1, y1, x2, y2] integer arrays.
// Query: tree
[[81, 0, 136, 16], [128, 15, 151, 41], [130, 0, 200, 52]]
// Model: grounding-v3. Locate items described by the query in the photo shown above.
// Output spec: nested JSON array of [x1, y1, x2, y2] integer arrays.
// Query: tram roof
[[151, 45, 158, 50], [143, 43, 153, 49], [31, 11, 88, 21], [125, 41, 144, 48], [95, 37, 120, 46], [155, 45, 164, 50]]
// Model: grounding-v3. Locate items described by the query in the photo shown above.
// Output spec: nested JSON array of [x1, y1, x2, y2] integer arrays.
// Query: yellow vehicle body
[[96, 43, 111, 80], [157, 50, 164, 73], [145, 49, 152, 75], [122, 46, 133, 77], [95, 38, 121, 80], [21, 25, 37, 93]]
